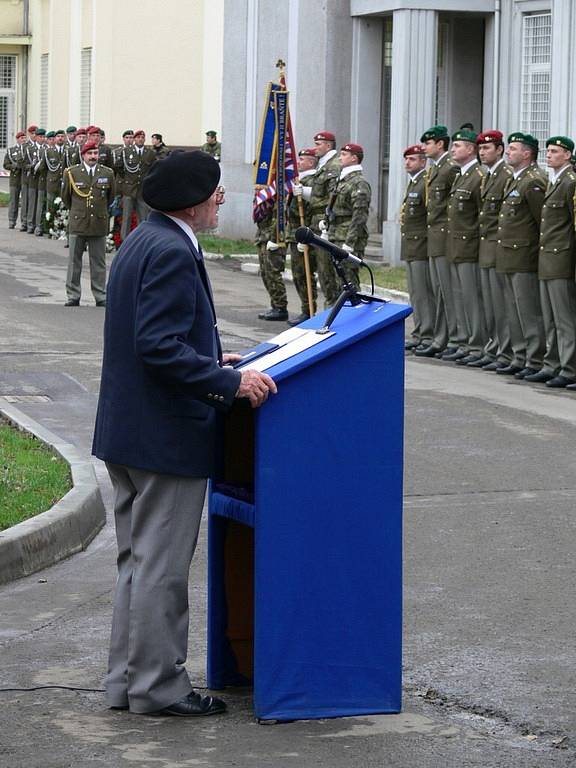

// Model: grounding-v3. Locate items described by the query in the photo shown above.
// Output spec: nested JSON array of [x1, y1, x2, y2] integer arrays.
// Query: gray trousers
[[66, 234, 107, 302], [429, 255, 462, 349], [121, 194, 150, 241], [406, 260, 435, 345], [20, 180, 29, 227], [540, 278, 576, 380], [449, 261, 487, 355], [26, 185, 38, 231], [105, 463, 207, 713], [480, 266, 512, 364], [8, 182, 21, 226], [501, 272, 546, 370], [34, 186, 46, 234]]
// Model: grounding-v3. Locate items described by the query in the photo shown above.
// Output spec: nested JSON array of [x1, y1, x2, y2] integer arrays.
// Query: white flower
[[54, 197, 62, 205], [45, 212, 51, 221]]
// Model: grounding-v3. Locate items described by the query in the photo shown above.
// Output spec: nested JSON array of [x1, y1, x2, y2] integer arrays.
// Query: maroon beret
[[314, 131, 335, 142], [16, 130, 26, 139], [27, 124, 38, 133], [298, 148, 317, 158], [80, 140, 99, 155], [403, 144, 426, 157], [476, 130, 504, 145], [341, 142, 364, 158], [134, 129, 145, 138]]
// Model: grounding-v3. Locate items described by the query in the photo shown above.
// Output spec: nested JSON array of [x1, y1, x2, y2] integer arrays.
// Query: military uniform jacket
[[254, 206, 276, 245], [40, 146, 66, 194], [478, 160, 513, 268], [495, 163, 547, 274], [35, 145, 48, 191], [285, 171, 314, 243], [400, 170, 427, 262], [309, 153, 341, 221], [115, 145, 156, 197], [64, 143, 81, 168], [201, 141, 221, 160], [23, 142, 42, 189], [3, 143, 25, 184], [98, 144, 115, 170], [61, 163, 116, 237], [538, 166, 576, 280], [446, 161, 485, 263], [425, 152, 459, 257], [328, 168, 371, 251]]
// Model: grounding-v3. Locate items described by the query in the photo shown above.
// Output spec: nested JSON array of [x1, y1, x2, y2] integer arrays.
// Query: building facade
[[219, 0, 574, 263]]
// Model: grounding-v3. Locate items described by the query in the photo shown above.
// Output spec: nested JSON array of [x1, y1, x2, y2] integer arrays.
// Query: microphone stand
[[316, 255, 386, 335]]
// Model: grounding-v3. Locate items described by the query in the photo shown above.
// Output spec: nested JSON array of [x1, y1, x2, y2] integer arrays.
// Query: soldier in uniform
[[495, 133, 547, 378], [34, 129, 50, 236], [117, 129, 156, 241], [66, 125, 77, 147], [3, 130, 26, 229], [61, 140, 116, 307], [446, 128, 487, 365], [24, 127, 45, 234], [202, 130, 221, 161], [524, 136, 576, 388], [400, 144, 435, 351], [19, 124, 37, 230], [475, 130, 515, 370], [65, 127, 82, 168], [324, 142, 371, 290], [254, 197, 288, 321], [151, 133, 170, 159], [87, 126, 114, 169], [285, 147, 318, 324], [414, 125, 460, 358], [41, 129, 67, 216], [293, 130, 341, 307]]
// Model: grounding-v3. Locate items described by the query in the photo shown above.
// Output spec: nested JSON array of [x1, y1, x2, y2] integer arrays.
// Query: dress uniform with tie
[[2, 131, 26, 228]]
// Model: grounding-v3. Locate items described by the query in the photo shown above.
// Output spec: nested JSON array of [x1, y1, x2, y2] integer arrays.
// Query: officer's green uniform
[[201, 141, 221, 161], [327, 165, 371, 289], [285, 170, 317, 317], [64, 143, 80, 168], [446, 132, 487, 357], [34, 136, 49, 236], [61, 163, 116, 304], [478, 158, 514, 365], [495, 135, 547, 371], [309, 151, 341, 306], [3, 141, 25, 228], [254, 206, 287, 313], [422, 127, 460, 352], [537, 139, 576, 383], [115, 144, 156, 241], [37, 134, 66, 234], [400, 168, 434, 347], [24, 139, 42, 234]]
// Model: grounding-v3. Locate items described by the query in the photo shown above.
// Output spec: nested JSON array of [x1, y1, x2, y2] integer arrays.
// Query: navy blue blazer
[[92, 212, 242, 477]]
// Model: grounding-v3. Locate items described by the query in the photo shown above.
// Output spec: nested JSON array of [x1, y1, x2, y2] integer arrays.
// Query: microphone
[[294, 226, 365, 266]]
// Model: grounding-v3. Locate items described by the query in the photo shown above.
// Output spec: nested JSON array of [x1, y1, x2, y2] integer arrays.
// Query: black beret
[[142, 150, 221, 212]]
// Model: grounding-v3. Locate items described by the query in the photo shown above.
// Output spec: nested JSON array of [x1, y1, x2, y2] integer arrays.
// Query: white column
[[550, 1, 575, 133], [385, 9, 437, 265], [243, 0, 259, 164], [68, 0, 82, 123]]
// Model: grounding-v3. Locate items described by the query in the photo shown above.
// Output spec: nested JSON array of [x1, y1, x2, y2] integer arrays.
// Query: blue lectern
[[207, 300, 411, 721]]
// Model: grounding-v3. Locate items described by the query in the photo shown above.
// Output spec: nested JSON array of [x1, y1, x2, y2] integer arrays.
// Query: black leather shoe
[[546, 375, 575, 388], [96, 300, 106, 307], [514, 367, 539, 380], [20, 225, 27, 232], [565, 382, 576, 391], [259, 309, 288, 321], [483, 361, 507, 371], [414, 345, 442, 358], [159, 691, 227, 717], [404, 340, 419, 350], [441, 350, 468, 361], [496, 365, 523, 376], [288, 313, 310, 326], [456, 354, 482, 366], [441, 346, 459, 357], [64, 299, 80, 307], [524, 370, 554, 383], [467, 356, 493, 368]]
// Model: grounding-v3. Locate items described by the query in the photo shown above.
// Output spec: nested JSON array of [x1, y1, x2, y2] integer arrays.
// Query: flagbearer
[[254, 195, 288, 321]]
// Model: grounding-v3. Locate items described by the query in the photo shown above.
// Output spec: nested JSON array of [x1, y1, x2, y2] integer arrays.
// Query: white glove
[[297, 242, 306, 253], [318, 219, 328, 232], [342, 243, 354, 253], [266, 240, 280, 251], [301, 186, 312, 201], [320, 230, 330, 241], [292, 183, 303, 197]]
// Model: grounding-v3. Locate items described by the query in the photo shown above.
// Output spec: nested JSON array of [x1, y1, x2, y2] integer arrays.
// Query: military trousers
[[315, 249, 341, 308], [35, 186, 47, 235], [449, 261, 487, 355], [26, 184, 38, 232], [479, 266, 512, 364], [67, 234, 107, 303], [501, 272, 546, 370], [121, 194, 150, 241], [19, 179, 29, 229], [288, 242, 317, 316], [105, 463, 206, 714], [539, 278, 576, 380], [405, 260, 435, 346], [428, 255, 464, 350], [258, 245, 287, 311], [8, 181, 21, 227]]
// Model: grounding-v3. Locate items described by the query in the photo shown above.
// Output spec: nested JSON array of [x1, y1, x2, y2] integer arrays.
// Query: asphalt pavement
[[0, 207, 575, 767]]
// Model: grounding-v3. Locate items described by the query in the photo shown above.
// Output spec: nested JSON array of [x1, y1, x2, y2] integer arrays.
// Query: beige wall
[[0, 0, 25, 34], [19, 0, 223, 144]]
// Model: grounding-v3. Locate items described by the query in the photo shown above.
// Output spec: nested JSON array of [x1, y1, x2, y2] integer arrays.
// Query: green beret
[[35, 128, 46, 136], [546, 135, 574, 152], [451, 129, 478, 143], [122, 129, 134, 137], [45, 131, 56, 138], [55, 129, 65, 135], [508, 132, 539, 150], [66, 125, 77, 133], [206, 130, 217, 138], [420, 125, 449, 143]]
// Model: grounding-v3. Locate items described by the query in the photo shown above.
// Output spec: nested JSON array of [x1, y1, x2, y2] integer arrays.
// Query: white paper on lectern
[[237, 329, 335, 372]]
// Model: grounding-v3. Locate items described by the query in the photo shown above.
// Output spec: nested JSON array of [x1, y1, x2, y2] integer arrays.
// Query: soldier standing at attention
[[66, 125, 77, 148], [254, 197, 288, 321], [25, 127, 45, 235], [285, 147, 319, 325], [61, 140, 115, 307], [293, 130, 341, 307], [34, 130, 51, 236], [65, 126, 82, 168], [324, 142, 371, 291], [446, 128, 487, 365], [19, 124, 37, 230], [117, 129, 156, 241], [202, 130, 221, 161], [3, 130, 26, 229], [495, 133, 547, 378], [475, 130, 514, 370], [151, 133, 170, 159], [414, 125, 460, 358], [42, 129, 67, 214], [523, 136, 576, 389], [400, 144, 435, 352]]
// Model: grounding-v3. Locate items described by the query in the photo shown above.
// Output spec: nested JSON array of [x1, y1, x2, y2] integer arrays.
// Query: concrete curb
[[0, 403, 105, 586]]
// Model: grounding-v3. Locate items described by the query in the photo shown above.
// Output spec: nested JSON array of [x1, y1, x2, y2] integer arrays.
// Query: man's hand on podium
[[222, 353, 244, 366], [236, 369, 277, 408]]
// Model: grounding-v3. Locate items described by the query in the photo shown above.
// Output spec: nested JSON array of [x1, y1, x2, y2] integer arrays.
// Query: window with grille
[[40, 54, 49, 127], [0, 55, 17, 150], [520, 13, 551, 155], [80, 47, 92, 125]]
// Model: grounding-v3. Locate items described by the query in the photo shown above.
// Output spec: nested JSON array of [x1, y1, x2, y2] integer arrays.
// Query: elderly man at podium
[[93, 150, 276, 718]]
